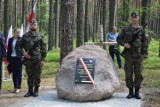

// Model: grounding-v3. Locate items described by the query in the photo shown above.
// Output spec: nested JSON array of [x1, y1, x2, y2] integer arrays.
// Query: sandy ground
[[0, 87, 140, 107]]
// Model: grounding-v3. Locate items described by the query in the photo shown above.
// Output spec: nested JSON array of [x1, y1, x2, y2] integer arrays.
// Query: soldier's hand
[[124, 43, 131, 49], [23, 52, 31, 59], [40, 60, 45, 67]]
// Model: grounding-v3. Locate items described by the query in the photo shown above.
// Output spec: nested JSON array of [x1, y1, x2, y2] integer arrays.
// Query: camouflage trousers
[[26, 59, 42, 88], [124, 56, 143, 88]]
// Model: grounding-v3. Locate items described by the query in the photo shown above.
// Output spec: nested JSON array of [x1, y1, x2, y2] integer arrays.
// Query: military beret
[[131, 11, 139, 17], [30, 20, 37, 24]]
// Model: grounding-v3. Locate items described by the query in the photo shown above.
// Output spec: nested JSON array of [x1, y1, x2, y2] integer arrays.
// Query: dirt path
[[0, 82, 160, 107], [1, 88, 141, 107]]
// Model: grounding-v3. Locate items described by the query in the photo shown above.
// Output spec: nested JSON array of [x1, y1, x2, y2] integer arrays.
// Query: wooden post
[[100, 25, 103, 42], [85, 25, 118, 47], [85, 41, 117, 46]]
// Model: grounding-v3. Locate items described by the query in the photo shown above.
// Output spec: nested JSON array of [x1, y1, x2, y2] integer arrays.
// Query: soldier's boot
[[127, 87, 134, 99], [24, 87, 33, 97], [33, 86, 39, 97], [134, 87, 141, 99]]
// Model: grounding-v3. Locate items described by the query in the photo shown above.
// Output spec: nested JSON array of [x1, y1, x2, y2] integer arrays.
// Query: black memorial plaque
[[75, 58, 96, 84]]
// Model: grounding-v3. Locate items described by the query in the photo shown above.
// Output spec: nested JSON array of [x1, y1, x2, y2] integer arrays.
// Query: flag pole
[[26, 0, 39, 32], [1, 25, 12, 91]]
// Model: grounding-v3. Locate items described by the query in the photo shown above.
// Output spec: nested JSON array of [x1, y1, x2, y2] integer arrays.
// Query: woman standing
[[7, 28, 23, 94]]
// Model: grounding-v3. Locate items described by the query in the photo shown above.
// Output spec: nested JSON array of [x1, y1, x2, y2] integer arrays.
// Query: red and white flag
[[26, 0, 38, 32], [6, 26, 12, 50], [4, 25, 12, 64], [79, 58, 95, 84]]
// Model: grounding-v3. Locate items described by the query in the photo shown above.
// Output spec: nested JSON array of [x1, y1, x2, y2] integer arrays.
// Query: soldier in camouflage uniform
[[117, 12, 148, 99], [18, 20, 47, 97]]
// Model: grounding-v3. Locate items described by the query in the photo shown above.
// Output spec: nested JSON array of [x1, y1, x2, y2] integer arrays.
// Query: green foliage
[[42, 61, 59, 78], [143, 69, 160, 89], [42, 48, 60, 78], [149, 0, 159, 19], [144, 39, 160, 71], [45, 48, 60, 62], [118, 21, 130, 29]]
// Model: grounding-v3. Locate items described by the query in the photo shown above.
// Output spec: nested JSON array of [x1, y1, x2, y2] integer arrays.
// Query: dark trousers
[[10, 57, 22, 89], [109, 46, 122, 68], [0, 58, 2, 90]]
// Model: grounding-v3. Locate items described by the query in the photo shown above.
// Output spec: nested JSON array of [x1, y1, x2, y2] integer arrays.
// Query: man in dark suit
[[0, 32, 6, 93]]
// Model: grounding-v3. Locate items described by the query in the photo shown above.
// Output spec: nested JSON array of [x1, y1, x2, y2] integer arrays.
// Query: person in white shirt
[[7, 28, 23, 94]]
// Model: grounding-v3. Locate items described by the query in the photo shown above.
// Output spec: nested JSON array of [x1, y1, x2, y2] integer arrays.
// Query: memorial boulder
[[56, 45, 120, 102]]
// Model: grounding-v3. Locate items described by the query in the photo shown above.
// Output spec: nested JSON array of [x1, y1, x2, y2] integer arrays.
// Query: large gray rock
[[56, 45, 120, 102]]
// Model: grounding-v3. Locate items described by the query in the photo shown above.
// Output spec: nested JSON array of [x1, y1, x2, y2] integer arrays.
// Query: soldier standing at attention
[[18, 20, 47, 97], [117, 11, 148, 99]]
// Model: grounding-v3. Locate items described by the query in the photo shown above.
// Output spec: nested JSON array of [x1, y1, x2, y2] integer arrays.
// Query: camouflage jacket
[[117, 24, 148, 58], [18, 31, 47, 60]]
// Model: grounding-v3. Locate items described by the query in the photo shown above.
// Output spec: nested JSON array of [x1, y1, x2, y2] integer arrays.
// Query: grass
[[1, 48, 60, 92], [142, 39, 160, 90], [1, 39, 160, 94]]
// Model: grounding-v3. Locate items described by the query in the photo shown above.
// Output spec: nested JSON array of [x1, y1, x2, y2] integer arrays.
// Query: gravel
[[8, 90, 142, 107]]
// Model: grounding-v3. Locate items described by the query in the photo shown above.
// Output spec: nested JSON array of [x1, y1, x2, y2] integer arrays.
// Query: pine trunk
[[76, 0, 84, 47], [48, 0, 54, 50], [109, 0, 117, 32], [84, 0, 88, 43], [4, 0, 9, 39], [54, 0, 59, 48], [60, 0, 73, 63]]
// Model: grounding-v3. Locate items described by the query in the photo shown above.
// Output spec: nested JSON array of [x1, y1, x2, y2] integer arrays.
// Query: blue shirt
[[107, 32, 119, 41]]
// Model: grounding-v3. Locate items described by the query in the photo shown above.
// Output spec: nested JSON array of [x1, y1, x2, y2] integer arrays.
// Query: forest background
[[0, 0, 160, 106]]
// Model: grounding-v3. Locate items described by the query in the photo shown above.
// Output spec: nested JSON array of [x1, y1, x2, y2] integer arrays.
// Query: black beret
[[131, 11, 139, 17], [30, 20, 37, 24]]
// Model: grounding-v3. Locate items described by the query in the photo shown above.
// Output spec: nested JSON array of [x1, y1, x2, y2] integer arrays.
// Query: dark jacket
[[7, 37, 22, 62], [0, 32, 6, 58]]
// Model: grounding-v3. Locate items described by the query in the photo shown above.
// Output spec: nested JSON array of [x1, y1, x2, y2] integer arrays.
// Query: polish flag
[[28, 0, 38, 23], [6, 26, 12, 50], [26, 0, 38, 32], [4, 26, 12, 64], [79, 58, 94, 84]]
